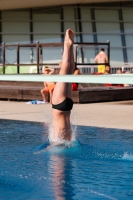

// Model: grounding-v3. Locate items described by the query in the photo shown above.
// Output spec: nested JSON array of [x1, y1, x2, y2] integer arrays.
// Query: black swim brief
[[52, 98, 73, 111]]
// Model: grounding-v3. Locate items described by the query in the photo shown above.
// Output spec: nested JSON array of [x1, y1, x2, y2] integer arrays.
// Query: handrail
[[1, 41, 110, 74]]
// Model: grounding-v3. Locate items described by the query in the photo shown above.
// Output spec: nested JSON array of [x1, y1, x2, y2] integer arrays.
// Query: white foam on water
[[48, 123, 77, 147], [122, 152, 133, 161]]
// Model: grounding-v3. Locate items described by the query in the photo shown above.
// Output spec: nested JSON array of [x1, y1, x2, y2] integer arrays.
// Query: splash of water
[[122, 152, 133, 161], [33, 123, 78, 154], [48, 123, 77, 147]]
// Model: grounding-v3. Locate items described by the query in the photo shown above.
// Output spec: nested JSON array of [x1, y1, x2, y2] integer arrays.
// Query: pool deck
[[0, 100, 133, 130]]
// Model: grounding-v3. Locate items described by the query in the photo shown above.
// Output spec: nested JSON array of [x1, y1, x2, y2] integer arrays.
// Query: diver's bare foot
[[64, 29, 74, 47]]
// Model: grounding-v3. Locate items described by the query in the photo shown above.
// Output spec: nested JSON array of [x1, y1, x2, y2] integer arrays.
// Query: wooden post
[[36, 41, 39, 74], [17, 43, 19, 74], [107, 40, 110, 66], [73, 44, 77, 63], [39, 46, 43, 74], [2, 43, 5, 74]]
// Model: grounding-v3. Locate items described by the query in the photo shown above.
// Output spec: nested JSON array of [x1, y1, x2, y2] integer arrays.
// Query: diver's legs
[[52, 29, 74, 104]]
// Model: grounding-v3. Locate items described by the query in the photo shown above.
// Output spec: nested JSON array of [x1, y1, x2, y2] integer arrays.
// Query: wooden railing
[[0, 41, 110, 74]]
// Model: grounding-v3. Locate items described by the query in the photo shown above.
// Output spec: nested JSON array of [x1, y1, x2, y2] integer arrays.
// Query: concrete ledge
[[73, 87, 133, 103], [0, 81, 133, 103]]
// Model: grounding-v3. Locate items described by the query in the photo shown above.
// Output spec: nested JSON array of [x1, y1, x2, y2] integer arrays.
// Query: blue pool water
[[0, 119, 133, 200]]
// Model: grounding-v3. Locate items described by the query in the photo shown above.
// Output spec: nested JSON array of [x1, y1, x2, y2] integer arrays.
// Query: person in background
[[116, 69, 122, 74], [113, 69, 124, 87], [73, 63, 80, 75], [104, 65, 112, 87], [94, 48, 108, 73], [104, 65, 111, 74], [40, 66, 55, 104], [124, 70, 131, 87], [72, 63, 80, 91]]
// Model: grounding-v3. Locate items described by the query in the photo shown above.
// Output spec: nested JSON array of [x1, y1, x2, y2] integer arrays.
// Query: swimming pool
[[0, 119, 133, 200]]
